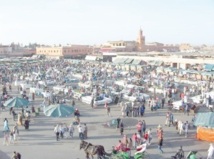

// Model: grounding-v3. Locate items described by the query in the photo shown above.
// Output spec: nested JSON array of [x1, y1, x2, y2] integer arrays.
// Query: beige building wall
[[36, 47, 63, 57], [63, 45, 92, 57], [179, 43, 193, 51], [36, 45, 92, 57], [103, 41, 137, 52], [0, 46, 12, 56]]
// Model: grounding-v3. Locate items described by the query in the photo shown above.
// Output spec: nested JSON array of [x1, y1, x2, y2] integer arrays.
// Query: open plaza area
[[0, 58, 213, 159]]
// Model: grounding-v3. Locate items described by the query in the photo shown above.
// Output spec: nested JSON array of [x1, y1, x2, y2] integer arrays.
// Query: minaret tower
[[137, 28, 145, 51]]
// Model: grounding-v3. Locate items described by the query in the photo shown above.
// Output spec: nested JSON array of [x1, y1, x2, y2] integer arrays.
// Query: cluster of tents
[[3, 97, 74, 118]]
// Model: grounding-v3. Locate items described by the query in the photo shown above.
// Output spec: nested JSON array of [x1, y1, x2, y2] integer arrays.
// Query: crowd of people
[[0, 58, 214, 159]]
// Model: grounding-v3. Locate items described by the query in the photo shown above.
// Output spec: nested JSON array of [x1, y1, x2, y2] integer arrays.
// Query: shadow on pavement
[[0, 150, 10, 159]]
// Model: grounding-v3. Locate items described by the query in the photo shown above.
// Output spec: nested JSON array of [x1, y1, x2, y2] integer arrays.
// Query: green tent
[[194, 112, 214, 128], [44, 104, 74, 117], [204, 64, 214, 72], [3, 97, 29, 108]]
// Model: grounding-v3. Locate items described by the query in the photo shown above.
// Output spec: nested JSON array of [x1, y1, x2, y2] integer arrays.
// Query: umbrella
[[44, 104, 74, 117], [4, 97, 29, 108]]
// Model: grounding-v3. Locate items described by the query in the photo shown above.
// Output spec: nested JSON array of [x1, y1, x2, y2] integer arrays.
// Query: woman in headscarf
[[3, 118, 9, 132], [3, 118, 10, 146]]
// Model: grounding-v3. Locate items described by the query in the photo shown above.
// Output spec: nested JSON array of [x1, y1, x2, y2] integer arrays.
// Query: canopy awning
[[85, 55, 97, 61], [194, 112, 214, 128], [113, 58, 128, 64], [124, 58, 134, 64], [132, 59, 142, 65], [201, 72, 214, 77], [204, 64, 214, 72]]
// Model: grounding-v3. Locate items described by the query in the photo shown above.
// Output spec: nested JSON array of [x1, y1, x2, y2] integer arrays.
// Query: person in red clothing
[[114, 140, 125, 152], [144, 132, 149, 141], [132, 133, 138, 148]]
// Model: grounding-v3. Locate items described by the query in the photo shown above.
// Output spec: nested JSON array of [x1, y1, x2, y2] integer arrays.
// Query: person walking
[[132, 133, 138, 149], [83, 123, 88, 139], [105, 103, 111, 117], [54, 124, 60, 141], [59, 124, 64, 139], [157, 125, 164, 153], [165, 112, 170, 127], [77, 124, 84, 140], [122, 135, 129, 147], [13, 124, 19, 141], [125, 103, 130, 117], [16, 152, 21, 159], [3, 118, 9, 132], [184, 121, 189, 138], [119, 120, 124, 136], [9, 130, 14, 145], [3, 131, 9, 146], [136, 121, 142, 137], [121, 105, 125, 117], [11, 151, 17, 159], [174, 146, 185, 159], [142, 120, 146, 135], [161, 98, 165, 109], [128, 138, 133, 150], [169, 112, 174, 127], [140, 104, 145, 117], [69, 123, 74, 138], [11, 109, 17, 121], [184, 103, 190, 116], [147, 128, 152, 146], [3, 118, 10, 146], [116, 117, 121, 130]]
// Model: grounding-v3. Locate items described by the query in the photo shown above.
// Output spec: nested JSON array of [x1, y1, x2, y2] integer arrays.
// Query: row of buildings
[[0, 43, 35, 57], [1, 29, 214, 58]]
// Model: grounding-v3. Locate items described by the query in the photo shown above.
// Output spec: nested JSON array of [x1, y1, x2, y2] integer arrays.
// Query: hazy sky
[[0, 0, 213, 45]]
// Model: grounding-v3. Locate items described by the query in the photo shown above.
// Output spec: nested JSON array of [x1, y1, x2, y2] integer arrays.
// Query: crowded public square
[[0, 58, 214, 159]]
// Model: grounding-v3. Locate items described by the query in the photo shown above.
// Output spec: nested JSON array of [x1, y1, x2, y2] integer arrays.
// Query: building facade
[[145, 42, 179, 52], [100, 28, 183, 53], [36, 45, 92, 58], [101, 41, 137, 52], [0, 45, 12, 57]]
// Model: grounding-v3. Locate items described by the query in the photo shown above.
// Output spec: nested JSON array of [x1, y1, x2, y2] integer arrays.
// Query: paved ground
[[0, 87, 210, 159]]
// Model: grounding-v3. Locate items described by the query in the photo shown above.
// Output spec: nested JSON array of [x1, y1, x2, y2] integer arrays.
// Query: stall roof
[[132, 59, 142, 65], [112, 58, 120, 64], [85, 55, 97, 61], [124, 58, 134, 64], [201, 72, 214, 76], [204, 64, 214, 72], [194, 112, 214, 128], [155, 61, 164, 66], [116, 58, 128, 64]]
